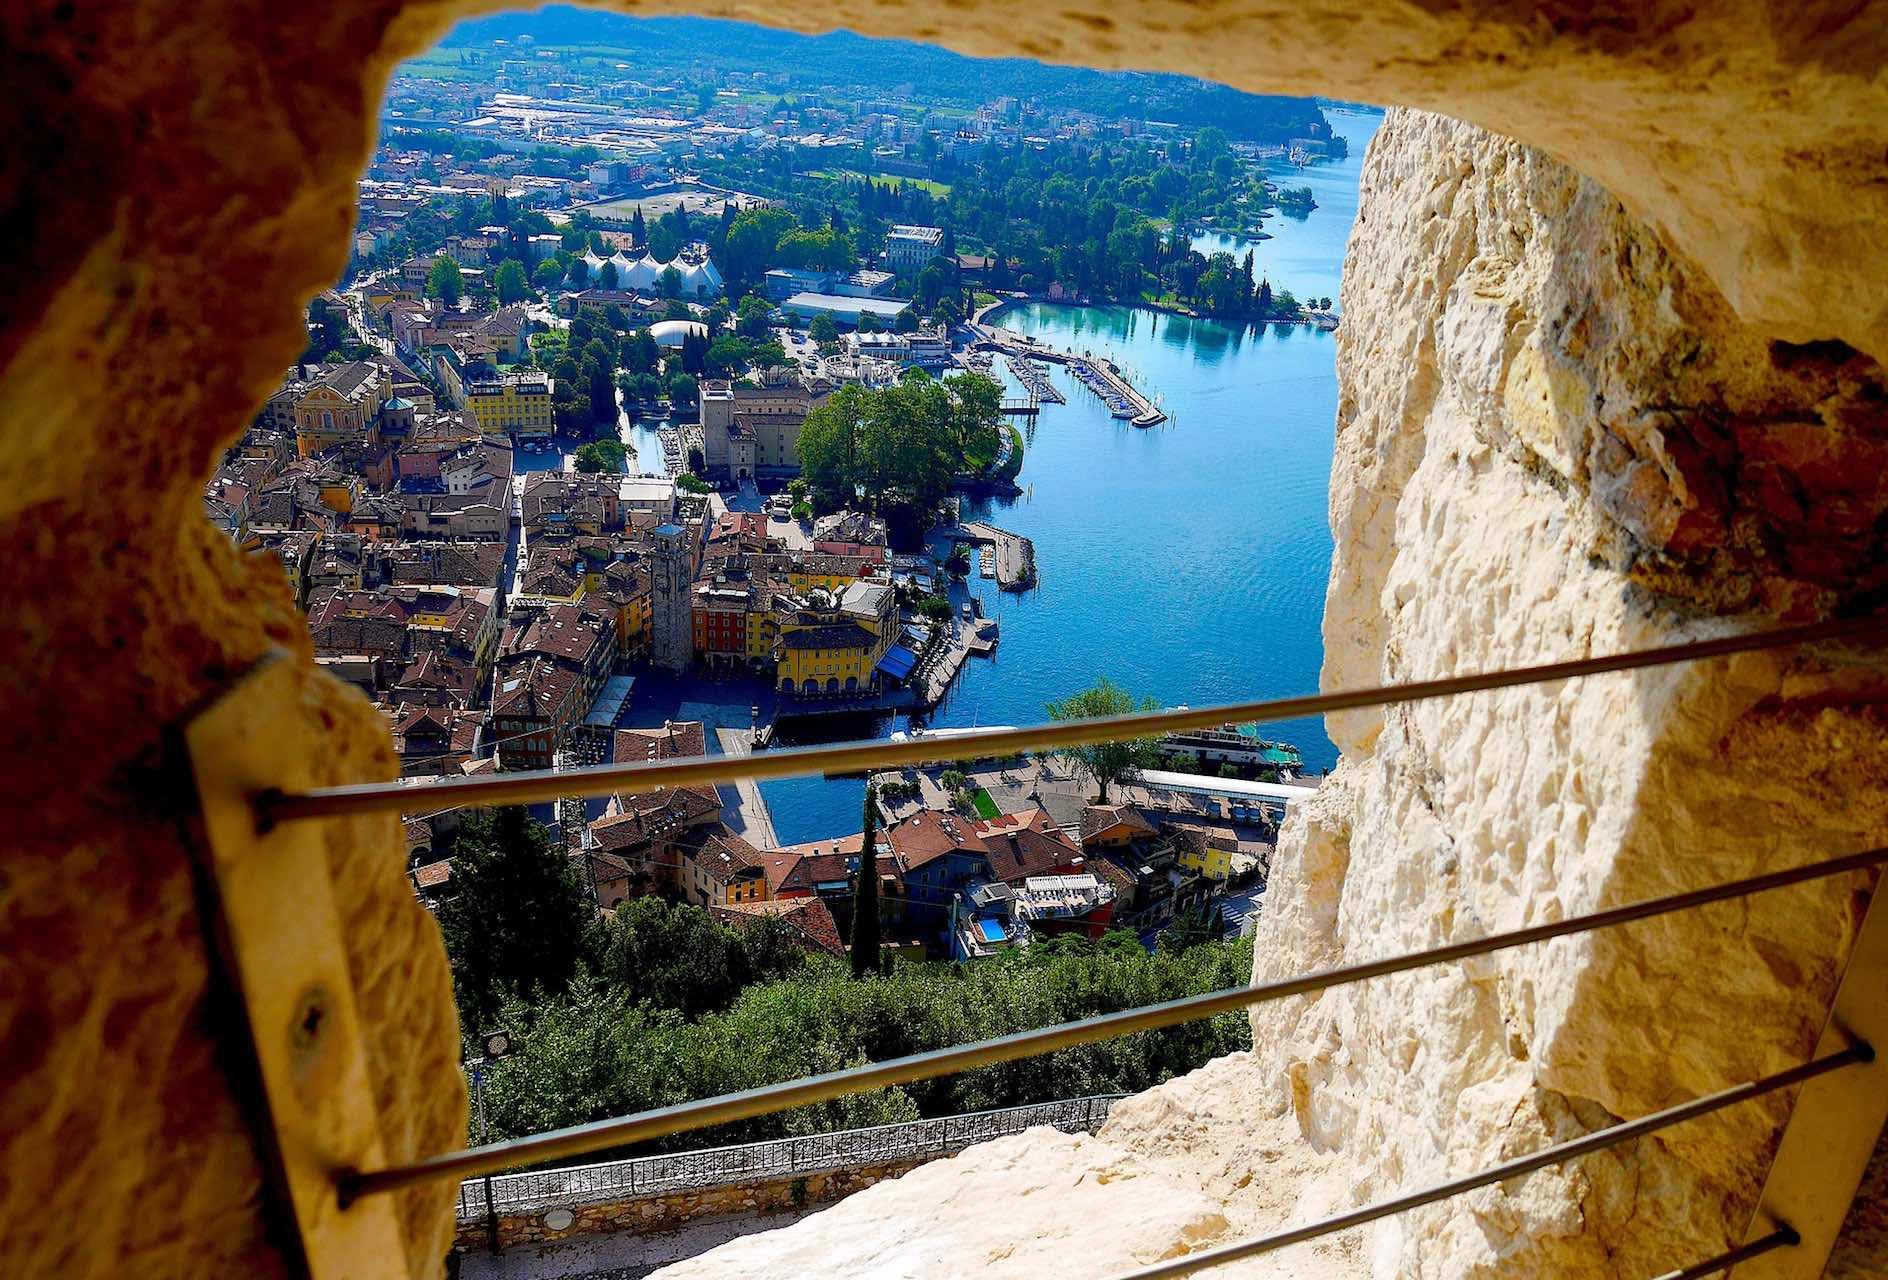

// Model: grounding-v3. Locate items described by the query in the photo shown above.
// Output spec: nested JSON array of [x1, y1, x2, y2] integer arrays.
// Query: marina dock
[[1005, 355, 1065, 404], [974, 325, 1166, 427], [950, 521, 1037, 591], [710, 727, 780, 849]]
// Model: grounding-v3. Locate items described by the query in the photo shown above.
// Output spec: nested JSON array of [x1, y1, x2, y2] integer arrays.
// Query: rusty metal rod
[[1651, 1226, 1799, 1280], [336, 843, 1888, 1203], [1106, 1058, 1858, 1280], [260, 615, 1887, 824]]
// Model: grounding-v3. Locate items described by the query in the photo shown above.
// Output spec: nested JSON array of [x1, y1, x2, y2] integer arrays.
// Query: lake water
[[628, 107, 1385, 844], [1191, 107, 1382, 310]]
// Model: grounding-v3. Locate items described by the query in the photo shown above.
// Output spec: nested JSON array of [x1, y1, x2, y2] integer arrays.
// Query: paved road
[[712, 726, 780, 850]]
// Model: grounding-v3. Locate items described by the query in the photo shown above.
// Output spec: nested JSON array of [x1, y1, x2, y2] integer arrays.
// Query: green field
[[808, 168, 951, 197], [969, 788, 1002, 821]]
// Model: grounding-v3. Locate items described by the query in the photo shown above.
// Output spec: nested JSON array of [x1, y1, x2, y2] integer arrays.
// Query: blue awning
[[875, 643, 918, 681]]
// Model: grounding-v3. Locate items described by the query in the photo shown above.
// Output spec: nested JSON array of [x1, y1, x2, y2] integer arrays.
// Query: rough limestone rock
[[5, 2, 1888, 1278], [665, 112, 1888, 1278], [658, 1054, 1372, 1280], [1256, 108, 1888, 1278]]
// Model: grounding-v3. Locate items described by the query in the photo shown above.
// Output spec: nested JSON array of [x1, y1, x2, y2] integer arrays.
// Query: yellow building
[[774, 580, 896, 696], [747, 610, 778, 665], [599, 560, 651, 659], [293, 361, 388, 456], [1174, 827, 1240, 882], [465, 371, 554, 437]]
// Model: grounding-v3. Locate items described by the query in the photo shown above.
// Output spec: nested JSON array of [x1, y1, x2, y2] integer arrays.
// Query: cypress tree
[[850, 784, 882, 978]]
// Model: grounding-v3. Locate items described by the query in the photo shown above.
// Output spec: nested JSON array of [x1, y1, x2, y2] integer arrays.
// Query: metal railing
[[455, 1094, 1123, 1221], [342, 843, 1888, 1199], [256, 614, 1888, 823], [180, 615, 1888, 1279]]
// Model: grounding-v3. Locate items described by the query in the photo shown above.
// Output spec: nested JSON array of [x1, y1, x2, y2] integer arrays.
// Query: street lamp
[[467, 1029, 515, 1255]]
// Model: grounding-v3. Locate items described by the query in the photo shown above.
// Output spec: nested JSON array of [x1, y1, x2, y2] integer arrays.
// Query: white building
[[884, 224, 945, 273]]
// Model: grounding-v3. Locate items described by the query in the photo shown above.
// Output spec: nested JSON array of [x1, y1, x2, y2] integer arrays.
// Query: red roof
[[711, 897, 846, 958]]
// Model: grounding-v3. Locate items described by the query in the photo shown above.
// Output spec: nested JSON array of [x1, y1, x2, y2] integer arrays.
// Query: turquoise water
[[1191, 107, 1382, 309], [753, 108, 1385, 843]]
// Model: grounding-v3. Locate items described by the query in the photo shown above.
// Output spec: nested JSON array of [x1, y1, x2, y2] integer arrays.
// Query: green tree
[[596, 897, 803, 1020], [808, 313, 840, 349], [436, 807, 590, 1029], [479, 930, 1254, 1147], [427, 255, 463, 305], [573, 440, 626, 473], [669, 372, 699, 412], [1044, 677, 1161, 802], [735, 293, 773, 339], [565, 257, 590, 288], [850, 785, 882, 978], [494, 258, 530, 305], [598, 260, 619, 290], [625, 328, 660, 375], [534, 257, 565, 290], [659, 266, 684, 299], [722, 206, 797, 288], [1158, 902, 1225, 956], [588, 361, 618, 424]]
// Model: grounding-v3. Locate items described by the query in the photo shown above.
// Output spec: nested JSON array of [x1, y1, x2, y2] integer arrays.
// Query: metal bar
[[1105, 1051, 1865, 1280], [1655, 1227, 1799, 1280], [1730, 880, 1888, 1278], [338, 843, 1888, 1202], [265, 615, 1887, 824]]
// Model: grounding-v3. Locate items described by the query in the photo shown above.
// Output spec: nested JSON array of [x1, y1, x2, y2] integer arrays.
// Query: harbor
[[1004, 354, 1065, 404], [947, 520, 1037, 591], [973, 324, 1166, 427]]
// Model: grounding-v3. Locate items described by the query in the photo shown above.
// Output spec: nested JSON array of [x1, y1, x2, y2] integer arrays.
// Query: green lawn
[[969, 787, 1002, 821], [807, 168, 952, 197]]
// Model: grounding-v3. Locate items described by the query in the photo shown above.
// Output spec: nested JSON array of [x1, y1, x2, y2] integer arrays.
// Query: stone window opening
[[7, 6, 1888, 1280]]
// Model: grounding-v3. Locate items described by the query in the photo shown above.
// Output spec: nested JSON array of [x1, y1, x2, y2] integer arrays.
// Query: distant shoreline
[[980, 294, 1331, 329]]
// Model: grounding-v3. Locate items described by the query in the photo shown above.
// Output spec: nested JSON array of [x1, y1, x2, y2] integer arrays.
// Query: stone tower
[[650, 522, 692, 673]]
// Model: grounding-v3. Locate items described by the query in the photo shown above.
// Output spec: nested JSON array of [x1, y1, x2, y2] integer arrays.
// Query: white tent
[[627, 254, 665, 292], [681, 257, 724, 299]]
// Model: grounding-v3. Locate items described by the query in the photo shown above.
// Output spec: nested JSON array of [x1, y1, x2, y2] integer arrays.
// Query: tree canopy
[[1044, 677, 1162, 802], [494, 258, 530, 304], [436, 807, 591, 1029], [795, 373, 1002, 517], [427, 255, 464, 305]]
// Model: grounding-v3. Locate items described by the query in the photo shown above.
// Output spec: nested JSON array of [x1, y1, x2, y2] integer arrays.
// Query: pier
[[948, 521, 1036, 591], [1005, 355, 1065, 404], [710, 727, 780, 848], [973, 325, 1166, 427], [1069, 356, 1166, 427]]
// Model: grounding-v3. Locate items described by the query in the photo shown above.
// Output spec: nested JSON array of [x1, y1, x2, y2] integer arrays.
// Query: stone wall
[[5, 2, 1888, 1278], [455, 1159, 922, 1252], [656, 110, 1888, 1279], [1249, 107, 1888, 1278]]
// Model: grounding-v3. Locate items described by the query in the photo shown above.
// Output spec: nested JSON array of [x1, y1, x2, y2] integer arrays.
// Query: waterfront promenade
[[711, 727, 780, 849]]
